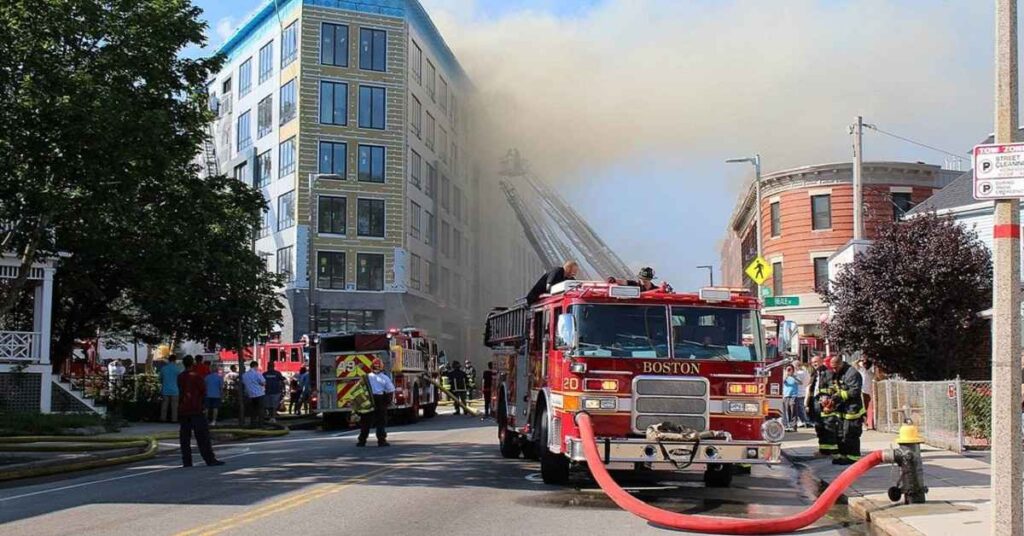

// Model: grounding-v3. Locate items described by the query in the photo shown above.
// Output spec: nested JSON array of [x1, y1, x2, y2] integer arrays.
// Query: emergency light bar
[[549, 280, 583, 294], [699, 288, 733, 302], [608, 285, 642, 299]]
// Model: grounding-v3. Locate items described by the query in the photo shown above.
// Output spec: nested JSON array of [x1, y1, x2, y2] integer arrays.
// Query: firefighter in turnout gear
[[825, 354, 865, 465], [805, 355, 838, 456]]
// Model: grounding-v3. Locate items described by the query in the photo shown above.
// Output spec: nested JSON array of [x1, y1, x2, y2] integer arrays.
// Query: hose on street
[[576, 411, 884, 535], [424, 376, 480, 416]]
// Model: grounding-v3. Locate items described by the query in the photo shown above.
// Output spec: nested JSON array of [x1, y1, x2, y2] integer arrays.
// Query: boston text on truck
[[484, 281, 786, 486]]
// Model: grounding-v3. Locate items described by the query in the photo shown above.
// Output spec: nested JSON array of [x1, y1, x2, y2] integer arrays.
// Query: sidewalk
[[783, 429, 992, 535]]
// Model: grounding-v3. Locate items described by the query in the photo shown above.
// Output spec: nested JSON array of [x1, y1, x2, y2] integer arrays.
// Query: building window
[[410, 40, 422, 81], [321, 23, 348, 67], [358, 145, 385, 183], [319, 309, 382, 332], [258, 41, 273, 83], [424, 59, 435, 99], [257, 95, 273, 138], [359, 28, 387, 72], [255, 149, 272, 188], [317, 251, 346, 289], [239, 57, 252, 97], [424, 112, 434, 148], [277, 246, 293, 281], [319, 141, 347, 176], [813, 257, 829, 293], [222, 77, 232, 95], [410, 149, 422, 189], [357, 198, 385, 238], [425, 211, 435, 246], [453, 185, 462, 221], [440, 175, 450, 210], [358, 85, 385, 129], [426, 163, 437, 199], [440, 220, 450, 256], [453, 228, 462, 264], [281, 22, 297, 67], [410, 253, 421, 290], [409, 200, 421, 238], [277, 190, 295, 230], [280, 78, 296, 125], [770, 201, 781, 237], [439, 77, 448, 111], [233, 162, 247, 184], [279, 137, 295, 177], [320, 81, 348, 125], [357, 253, 385, 291], [410, 95, 421, 135], [236, 110, 251, 151], [892, 192, 913, 221], [772, 261, 783, 296], [811, 194, 831, 230], [258, 208, 270, 238], [318, 195, 346, 235]]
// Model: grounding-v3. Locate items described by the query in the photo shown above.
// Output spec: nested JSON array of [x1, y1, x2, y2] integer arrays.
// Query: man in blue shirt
[[297, 366, 310, 414], [782, 364, 802, 432], [159, 356, 182, 422], [204, 368, 224, 426], [263, 361, 285, 423], [357, 357, 395, 447]]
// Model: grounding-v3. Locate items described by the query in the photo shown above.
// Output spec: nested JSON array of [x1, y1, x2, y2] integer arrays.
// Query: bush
[[0, 412, 112, 436]]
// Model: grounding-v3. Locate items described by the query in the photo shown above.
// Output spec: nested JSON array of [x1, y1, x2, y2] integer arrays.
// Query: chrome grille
[[632, 376, 709, 434]]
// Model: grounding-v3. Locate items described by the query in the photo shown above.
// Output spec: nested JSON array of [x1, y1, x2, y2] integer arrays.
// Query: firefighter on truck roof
[[607, 266, 671, 292], [526, 260, 579, 304], [824, 354, 866, 465]]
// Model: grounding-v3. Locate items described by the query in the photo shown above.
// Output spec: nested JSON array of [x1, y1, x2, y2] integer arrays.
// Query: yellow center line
[[174, 465, 402, 536]]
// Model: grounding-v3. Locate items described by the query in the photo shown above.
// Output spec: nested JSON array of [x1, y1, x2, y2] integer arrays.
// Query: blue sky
[[190, 0, 1001, 291]]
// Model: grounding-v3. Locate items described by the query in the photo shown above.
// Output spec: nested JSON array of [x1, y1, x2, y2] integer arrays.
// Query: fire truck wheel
[[498, 395, 521, 459], [407, 389, 420, 424], [538, 407, 570, 485], [703, 463, 734, 488]]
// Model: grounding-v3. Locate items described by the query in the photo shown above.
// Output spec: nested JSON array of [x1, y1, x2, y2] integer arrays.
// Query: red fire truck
[[484, 281, 786, 486], [218, 341, 307, 375], [315, 328, 441, 427]]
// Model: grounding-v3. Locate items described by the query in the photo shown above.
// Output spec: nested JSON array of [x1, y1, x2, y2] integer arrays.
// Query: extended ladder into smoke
[[499, 149, 632, 280]]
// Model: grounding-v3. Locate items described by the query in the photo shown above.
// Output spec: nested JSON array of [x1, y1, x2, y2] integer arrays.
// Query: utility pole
[[991, 1, 1022, 534], [307, 172, 319, 395], [726, 154, 762, 295], [852, 115, 864, 241]]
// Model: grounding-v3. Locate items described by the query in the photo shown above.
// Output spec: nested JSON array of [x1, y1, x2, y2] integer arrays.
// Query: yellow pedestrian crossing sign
[[745, 256, 773, 285]]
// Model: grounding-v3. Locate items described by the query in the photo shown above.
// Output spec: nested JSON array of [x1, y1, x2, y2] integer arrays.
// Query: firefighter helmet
[[371, 358, 384, 370], [638, 267, 655, 280]]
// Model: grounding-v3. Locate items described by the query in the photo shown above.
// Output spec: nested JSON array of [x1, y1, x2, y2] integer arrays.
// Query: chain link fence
[[875, 379, 992, 452]]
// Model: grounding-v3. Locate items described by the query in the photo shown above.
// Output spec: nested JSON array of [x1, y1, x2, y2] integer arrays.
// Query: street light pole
[[727, 154, 763, 294], [696, 265, 714, 287], [991, 1, 1022, 534]]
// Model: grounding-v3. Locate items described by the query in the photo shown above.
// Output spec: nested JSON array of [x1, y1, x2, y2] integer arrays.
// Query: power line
[[862, 123, 965, 162]]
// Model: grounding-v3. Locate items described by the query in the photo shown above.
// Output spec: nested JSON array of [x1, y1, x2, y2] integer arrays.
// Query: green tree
[[0, 0, 281, 367], [821, 213, 991, 380]]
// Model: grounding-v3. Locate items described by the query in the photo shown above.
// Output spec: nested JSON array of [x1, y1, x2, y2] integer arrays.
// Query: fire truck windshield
[[573, 304, 670, 358], [670, 306, 763, 361]]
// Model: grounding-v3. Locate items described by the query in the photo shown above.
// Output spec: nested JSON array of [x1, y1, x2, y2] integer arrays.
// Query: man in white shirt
[[794, 361, 811, 427], [357, 357, 396, 447], [856, 357, 876, 430], [241, 361, 266, 427]]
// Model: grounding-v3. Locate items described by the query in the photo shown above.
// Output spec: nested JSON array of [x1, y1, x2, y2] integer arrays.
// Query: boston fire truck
[[484, 281, 786, 486], [315, 328, 441, 427]]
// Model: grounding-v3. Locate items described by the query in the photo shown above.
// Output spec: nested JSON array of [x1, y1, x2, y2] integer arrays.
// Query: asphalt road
[[0, 410, 863, 536]]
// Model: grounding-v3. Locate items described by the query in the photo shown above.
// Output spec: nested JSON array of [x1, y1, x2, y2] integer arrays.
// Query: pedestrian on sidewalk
[[794, 360, 811, 427], [205, 367, 224, 426], [447, 361, 469, 415], [827, 354, 865, 465], [482, 361, 495, 418], [242, 360, 266, 427], [357, 358, 394, 447], [782, 365, 801, 432], [806, 354, 838, 456], [159, 355, 182, 422], [856, 357, 876, 430], [288, 374, 301, 415], [263, 361, 285, 423], [177, 355, 224, 468]]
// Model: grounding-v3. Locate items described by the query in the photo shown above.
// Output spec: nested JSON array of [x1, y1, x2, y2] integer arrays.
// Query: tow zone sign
[[974, 143, 1024, 199]]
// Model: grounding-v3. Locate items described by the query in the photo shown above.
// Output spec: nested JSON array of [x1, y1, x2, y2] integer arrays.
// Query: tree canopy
[[821, 213, 992, 381], [0, 0, 281, 366]]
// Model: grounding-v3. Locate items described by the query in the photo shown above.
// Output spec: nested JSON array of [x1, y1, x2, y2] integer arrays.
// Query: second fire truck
[[484, 281, 786, 486]]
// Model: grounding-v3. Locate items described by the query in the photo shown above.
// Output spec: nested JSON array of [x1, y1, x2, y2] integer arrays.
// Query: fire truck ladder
[[499, 179, 579, 274], [499, 149, 630, 280]]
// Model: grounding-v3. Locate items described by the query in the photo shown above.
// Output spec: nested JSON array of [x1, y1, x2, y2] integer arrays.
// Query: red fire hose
[[576, 412, 883, 534]]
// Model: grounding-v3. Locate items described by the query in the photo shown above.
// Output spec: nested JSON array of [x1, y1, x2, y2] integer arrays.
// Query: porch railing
[[0, 330, 41, 362]]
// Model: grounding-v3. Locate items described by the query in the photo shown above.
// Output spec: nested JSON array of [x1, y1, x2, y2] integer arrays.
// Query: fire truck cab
[[484, 281, 785, 486]]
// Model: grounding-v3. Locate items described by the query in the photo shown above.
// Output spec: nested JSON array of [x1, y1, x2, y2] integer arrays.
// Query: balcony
[[0, 330, 42, 362]]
